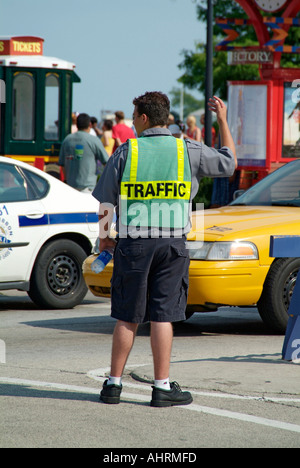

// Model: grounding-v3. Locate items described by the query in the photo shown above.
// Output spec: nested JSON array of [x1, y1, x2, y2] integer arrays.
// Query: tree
[[178, 40, 260, 100], [169, 87, 204, 119], [178, 0, 299, 99]]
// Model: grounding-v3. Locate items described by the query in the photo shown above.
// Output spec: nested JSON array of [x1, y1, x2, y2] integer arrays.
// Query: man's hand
[[208, 96, 227, 124], [98, 203, 115, 251], [98, 202, 116, 253], [99, 236, 116, 253]]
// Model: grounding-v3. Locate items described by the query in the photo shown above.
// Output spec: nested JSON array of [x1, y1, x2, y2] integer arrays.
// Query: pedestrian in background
[[200, 113, 217, 147], [90, 116, 102, 138], [59, 113, 108, 192], [101, 119, 115, 156], [185, 114, 201, 142], [112, 111, 136, 153]]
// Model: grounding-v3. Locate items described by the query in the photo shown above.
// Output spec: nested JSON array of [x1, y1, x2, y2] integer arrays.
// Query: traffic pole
[[205, 0, 213, 147]]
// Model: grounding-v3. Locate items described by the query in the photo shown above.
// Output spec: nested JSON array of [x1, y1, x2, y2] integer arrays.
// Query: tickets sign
[[0, 36, 44, 56]]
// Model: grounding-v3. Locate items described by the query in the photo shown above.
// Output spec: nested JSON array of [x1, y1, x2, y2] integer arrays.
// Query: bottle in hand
[[91, 247, 114, 273]]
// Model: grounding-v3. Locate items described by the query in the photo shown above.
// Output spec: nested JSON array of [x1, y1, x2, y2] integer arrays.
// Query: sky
[[0, 0, 206, 120]]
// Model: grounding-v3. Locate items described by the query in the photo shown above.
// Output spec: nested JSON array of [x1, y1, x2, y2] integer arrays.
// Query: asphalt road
[[0, 290, 299, 449]]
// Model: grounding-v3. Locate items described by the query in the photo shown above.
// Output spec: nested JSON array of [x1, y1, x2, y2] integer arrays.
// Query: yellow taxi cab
[[83, 159, 300, 333]]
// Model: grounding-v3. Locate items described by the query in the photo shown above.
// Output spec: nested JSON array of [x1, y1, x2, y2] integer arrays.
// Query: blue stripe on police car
[[18, 212, 98, 227]]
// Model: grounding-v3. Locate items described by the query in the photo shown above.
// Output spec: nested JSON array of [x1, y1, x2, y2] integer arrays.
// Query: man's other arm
[[208, 96, 237, 169]]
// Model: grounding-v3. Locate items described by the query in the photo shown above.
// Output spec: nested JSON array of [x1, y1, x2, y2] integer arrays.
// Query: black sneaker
[[100, 379, 122, 404], [150, 381, 193, 407]]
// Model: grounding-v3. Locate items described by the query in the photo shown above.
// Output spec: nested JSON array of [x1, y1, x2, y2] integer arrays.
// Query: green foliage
[[192, 177, 213, 210], [169, 87, 204, 119], [179, 41, 260, 100], [179, 0, 299, 99], [196, 0, 253, 39], [184, 0, 299, 208]]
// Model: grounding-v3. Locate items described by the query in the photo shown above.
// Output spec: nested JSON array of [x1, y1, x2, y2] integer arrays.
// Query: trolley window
[[12, 72, 35, 141], [64, 74, 71, 135], [44, 73, 60, 141]]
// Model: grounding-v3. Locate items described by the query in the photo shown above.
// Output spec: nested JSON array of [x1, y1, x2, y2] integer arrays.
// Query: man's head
[[115, 111, 125, 123], [102, 119, 113, 131], [186, 115, 196, 127], [90, 116, 98, 128], [132, 91, 170, 136], [77, 113, 91, 131]]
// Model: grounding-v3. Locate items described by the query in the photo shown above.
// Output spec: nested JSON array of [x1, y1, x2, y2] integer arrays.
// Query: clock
[[254, 0, 288, 12]]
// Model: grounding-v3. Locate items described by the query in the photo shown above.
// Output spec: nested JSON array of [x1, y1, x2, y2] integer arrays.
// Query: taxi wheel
[[28, 239, 88, 309], [257, 258, 300, 334]]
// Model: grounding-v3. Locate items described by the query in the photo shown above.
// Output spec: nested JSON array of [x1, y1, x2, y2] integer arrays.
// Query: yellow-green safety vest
[[120, 136, 192, 229]]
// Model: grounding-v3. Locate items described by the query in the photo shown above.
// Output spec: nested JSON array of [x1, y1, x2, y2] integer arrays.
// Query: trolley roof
[[0, 55, 76, 71]]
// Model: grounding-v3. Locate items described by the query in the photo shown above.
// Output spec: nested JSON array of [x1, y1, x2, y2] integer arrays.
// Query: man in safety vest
[[92, 91, 237, 407]]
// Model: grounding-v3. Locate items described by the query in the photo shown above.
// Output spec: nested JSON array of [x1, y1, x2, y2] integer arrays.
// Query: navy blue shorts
[[110, 237, 190, 323]]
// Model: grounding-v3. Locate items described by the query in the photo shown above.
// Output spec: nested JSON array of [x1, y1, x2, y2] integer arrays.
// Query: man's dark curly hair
[[133, 91, 170, 127]]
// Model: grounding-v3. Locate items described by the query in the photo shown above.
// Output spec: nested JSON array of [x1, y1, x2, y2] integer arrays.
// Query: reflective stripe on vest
[[120, 137, 192, 229]]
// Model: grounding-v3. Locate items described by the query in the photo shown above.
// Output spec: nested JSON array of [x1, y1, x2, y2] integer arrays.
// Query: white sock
[[107, 375, 122, 386], [154, 378, 170, 390]]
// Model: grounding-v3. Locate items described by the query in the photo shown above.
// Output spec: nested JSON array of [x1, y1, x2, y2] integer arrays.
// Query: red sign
[[0, 36, 44, 56]]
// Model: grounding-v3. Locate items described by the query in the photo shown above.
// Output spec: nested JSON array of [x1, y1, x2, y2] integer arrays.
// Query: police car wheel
[[257, 258, 300, 334], [28, 239, 88, 309]]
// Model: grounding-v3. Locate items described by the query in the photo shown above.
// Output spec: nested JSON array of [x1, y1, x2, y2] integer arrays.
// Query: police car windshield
[[230, 160, 300, 207]]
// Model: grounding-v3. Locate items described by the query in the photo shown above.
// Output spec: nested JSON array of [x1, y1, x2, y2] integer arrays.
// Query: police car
[[0, 156, 99, 309]]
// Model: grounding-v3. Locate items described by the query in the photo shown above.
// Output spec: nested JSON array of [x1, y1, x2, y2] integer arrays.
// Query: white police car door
[[0, 162, 49, 285]]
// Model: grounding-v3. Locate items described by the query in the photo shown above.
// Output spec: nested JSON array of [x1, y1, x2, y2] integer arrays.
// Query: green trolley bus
[[0, 35, 80, 178]]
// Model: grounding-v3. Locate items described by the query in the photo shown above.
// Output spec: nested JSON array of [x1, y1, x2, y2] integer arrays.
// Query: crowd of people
[[70, 110, 136, 157], [166, 112, 217, 145], [59, 111, 137, 192], [59, 109, 222, 196]]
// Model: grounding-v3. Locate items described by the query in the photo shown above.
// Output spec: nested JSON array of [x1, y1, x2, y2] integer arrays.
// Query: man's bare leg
[[149, 321, 193, 407], [110, 320, 138, 378], [150, 321, 173, 381]]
